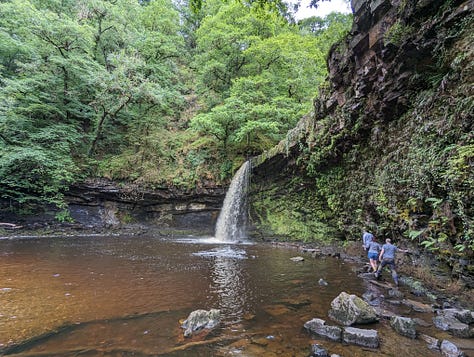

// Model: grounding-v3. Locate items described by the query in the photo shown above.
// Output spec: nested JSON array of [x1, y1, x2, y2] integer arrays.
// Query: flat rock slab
[[402, 298, 433, 313], [343, 327, 379, 348], [304, 318, 342, 341]]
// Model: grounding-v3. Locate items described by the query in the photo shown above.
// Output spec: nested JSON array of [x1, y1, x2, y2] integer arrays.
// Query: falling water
[[215, 161, 251, 242]]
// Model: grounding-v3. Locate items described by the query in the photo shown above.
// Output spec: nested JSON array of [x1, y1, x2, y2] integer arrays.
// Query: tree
[[191, 8, 349, 163], [0, 0, 188, 207]]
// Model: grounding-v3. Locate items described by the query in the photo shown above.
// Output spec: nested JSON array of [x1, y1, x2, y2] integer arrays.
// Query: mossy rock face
[[328, 292, 378, 326]]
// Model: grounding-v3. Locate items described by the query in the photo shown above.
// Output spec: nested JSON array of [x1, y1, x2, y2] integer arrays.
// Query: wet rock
[[263, 304, 291, 316], [413, 317, 432, 327], [280, 295, 311, 308], [319, 278, 329, 286], [310, 343, 329, 357], [304, 318, 343, 341], [419, 333, 441, 350], [362, 290, 383, 306], [442, 308, 474, 324], [386, 299, 402, 305], [433, 313, 473, 338], [440, 340, 466, 357], [390, 316, 417, 339], [358, 272, 376, 279], [402, 298, 433, 313], [342, 326, 379, 348], [387, 288, 404, 299], [374, 306, 397, 319], [328, 292, 378, 326], [399, 276, 438, 300], [181, 309, 221, 337], [290, 256, 304, 262]]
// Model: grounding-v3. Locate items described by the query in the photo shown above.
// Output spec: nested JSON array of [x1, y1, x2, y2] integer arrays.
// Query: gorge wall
[[251, 0, 473, 285]]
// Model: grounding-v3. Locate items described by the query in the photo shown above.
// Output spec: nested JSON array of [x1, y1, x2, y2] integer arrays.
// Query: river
[[0, 234, 447, 356]]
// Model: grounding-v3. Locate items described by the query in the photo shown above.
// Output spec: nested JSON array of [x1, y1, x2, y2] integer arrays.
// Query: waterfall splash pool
[[0, 234, 444, 356]]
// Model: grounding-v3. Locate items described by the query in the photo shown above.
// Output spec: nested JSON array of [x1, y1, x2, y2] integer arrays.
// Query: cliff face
[[66, 180, 226, 231], [0, 180, 225, 233], [251, 0, 473, 284]]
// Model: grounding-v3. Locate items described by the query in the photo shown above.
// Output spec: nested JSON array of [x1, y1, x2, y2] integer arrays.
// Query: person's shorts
[[380, 258, 396, 270], [368, 252, 378, 260]]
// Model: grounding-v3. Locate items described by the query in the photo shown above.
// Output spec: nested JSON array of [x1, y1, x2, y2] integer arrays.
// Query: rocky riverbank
[[272, 240, 474, 356]]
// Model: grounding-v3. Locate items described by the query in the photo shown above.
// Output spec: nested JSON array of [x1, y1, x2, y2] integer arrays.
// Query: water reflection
[[210, 250, 248, 324], [193, 245, 249, 323]]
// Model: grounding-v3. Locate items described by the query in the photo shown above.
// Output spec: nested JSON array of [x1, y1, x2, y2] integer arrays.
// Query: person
[[362, 230, 374, 252], [366, 236, 381, 272], [375, 238, 408, 286]]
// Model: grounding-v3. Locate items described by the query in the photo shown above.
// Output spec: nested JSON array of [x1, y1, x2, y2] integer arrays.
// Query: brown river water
[[0, 234, 458, 356]]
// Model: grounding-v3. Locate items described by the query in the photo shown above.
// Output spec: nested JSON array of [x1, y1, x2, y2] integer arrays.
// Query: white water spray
[[215, 161, 251, 242]]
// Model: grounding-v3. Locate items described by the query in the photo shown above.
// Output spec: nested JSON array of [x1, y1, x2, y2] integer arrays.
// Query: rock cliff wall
[[250, 0, 473, 284], [0, 179, 225, 232]]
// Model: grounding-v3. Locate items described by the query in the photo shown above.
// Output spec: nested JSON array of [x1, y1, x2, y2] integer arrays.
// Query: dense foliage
[[0, 0, 351, 210]]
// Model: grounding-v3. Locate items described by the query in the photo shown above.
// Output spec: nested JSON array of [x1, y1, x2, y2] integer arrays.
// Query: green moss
[[384, 21, 414, 46], [251, 179, 340, 242]]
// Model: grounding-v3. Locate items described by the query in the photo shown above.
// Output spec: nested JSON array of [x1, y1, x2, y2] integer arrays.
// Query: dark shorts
[[380, 258, 396, 270], [368, 252, 378, 260]]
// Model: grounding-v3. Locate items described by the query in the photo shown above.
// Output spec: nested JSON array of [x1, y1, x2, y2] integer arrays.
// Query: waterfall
[[215, 161, 251, 242]]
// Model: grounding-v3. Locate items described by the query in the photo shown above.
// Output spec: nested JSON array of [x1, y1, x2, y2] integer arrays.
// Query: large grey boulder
[[433, 313, 473, 338], [390, 316, 417, 339], [343, 327, 379, 348], [304, 318, 343, 341], [328, 292, 378, 326], [181, 309, 221, 337], [442, 308, 474, 324]]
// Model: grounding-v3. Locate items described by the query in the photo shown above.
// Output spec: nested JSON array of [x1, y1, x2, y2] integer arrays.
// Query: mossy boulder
[[328, 292, 378, 326]]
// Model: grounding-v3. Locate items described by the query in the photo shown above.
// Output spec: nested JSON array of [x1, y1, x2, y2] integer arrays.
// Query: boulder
[[304, 318, 343, 341], [433, 313, 473, 338], [328, 292, 378, 325], [442, 308, 474, 324], [343, 327, 379, 348], [181, 309, 221, 337], [440, 340, 466, 357], [390, 316, 417, 339]]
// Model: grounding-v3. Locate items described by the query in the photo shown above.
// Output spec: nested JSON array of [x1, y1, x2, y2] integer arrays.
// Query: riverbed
[[0, 234, 451, 356]]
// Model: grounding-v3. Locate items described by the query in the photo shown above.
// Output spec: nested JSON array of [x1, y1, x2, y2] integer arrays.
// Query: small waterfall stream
[[215, 161, 251, 242]]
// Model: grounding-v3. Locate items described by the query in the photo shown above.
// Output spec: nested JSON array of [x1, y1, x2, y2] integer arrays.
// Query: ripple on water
[[192, 246, 248, 259]]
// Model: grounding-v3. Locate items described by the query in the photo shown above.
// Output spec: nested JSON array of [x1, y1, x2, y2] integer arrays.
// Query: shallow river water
[[0, 234, 454, 356]]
